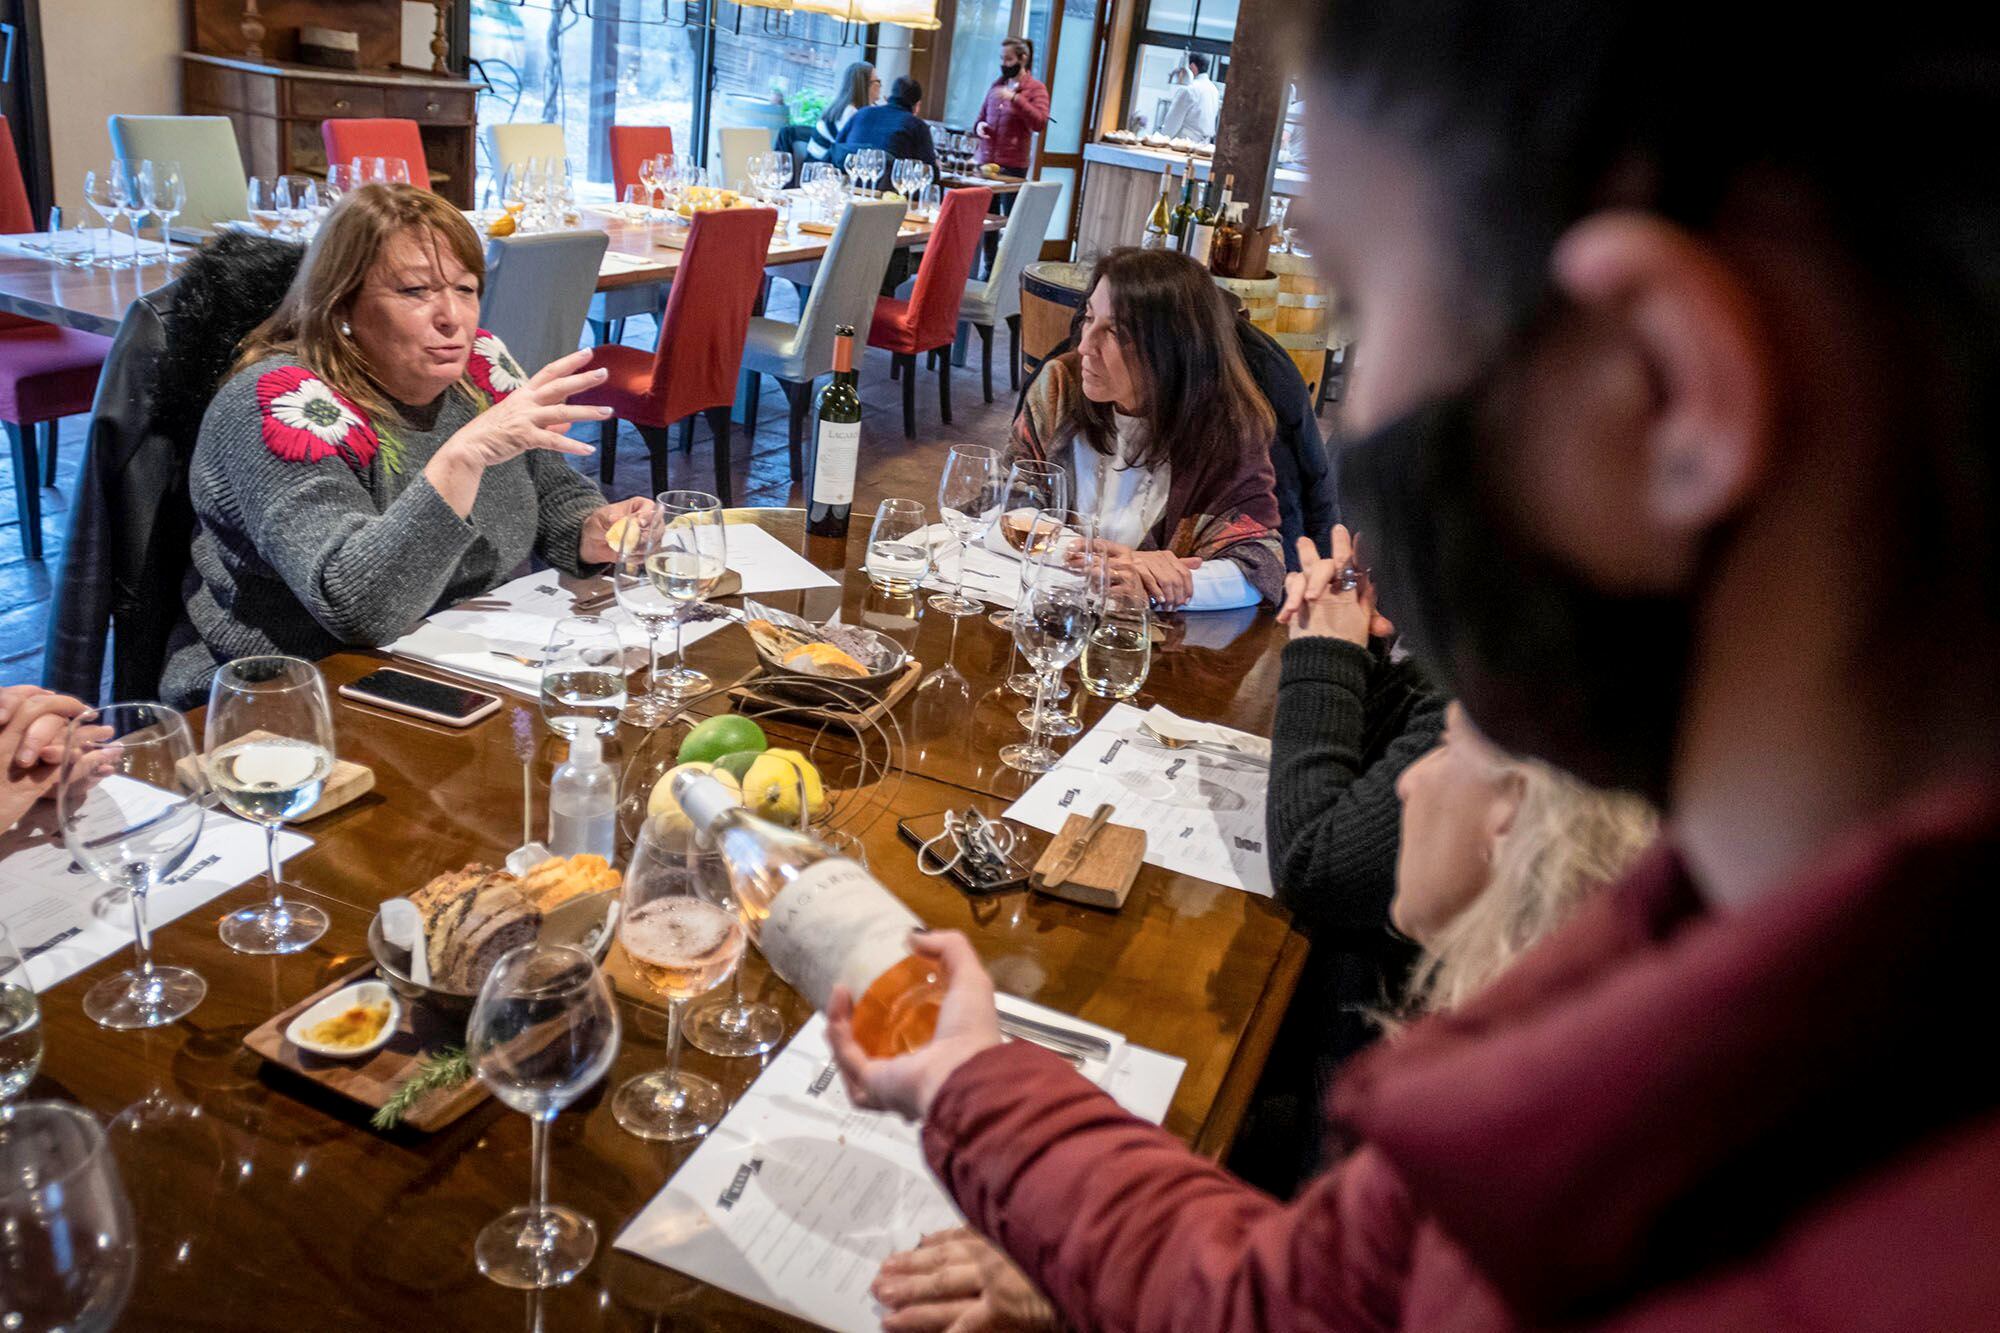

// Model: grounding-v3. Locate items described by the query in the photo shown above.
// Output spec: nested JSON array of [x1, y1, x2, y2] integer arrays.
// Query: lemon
[[604, 516, 638, 557], [677, 714, 768, 766], [740, 749, 825, 824], [647, 761, 741, 819]]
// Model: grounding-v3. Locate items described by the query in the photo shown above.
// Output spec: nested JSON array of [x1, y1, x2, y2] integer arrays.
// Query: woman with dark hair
[[832, 2, 2000, 1328], [1009, 247, 1284, 609], [807, 61, 880, 163]]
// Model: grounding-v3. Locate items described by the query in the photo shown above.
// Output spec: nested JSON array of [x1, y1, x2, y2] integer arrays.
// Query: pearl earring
[[339, 321, 352, 336]]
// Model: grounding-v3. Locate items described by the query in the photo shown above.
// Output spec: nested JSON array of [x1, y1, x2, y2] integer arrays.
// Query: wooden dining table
[[17, 509, 1302, 1330]]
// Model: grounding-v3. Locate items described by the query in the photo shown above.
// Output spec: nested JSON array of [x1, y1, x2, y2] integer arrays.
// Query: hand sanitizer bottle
[[548, 732, 616, 859]]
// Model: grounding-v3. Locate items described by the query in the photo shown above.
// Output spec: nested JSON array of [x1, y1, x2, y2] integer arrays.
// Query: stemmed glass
[[0, 1101, 138, 1329], [843, 151, 869, 196], [324, 161, 360, 207], [744, 152, 769, 199], [990, 459, 1069, 632], [114, 161, 149, 269], [1013, 509, 1098, 734], [276, 175, 317, 241], [205, 656, 334, 954], [501, 162, 529, 224], [931, 444, 1004, 616], [612, 511, 676, 729], [0, 924, 41, 1099], [246, 177, 284, 235], [58, 703, 207, 1029], [905, 160, 933, 199], [82, 168, 129, 268], [612, 814, 745, 1141], [468, 943, 619, 1288], [684, 792, 784, 1056], [651, 491, 728, 703], [539, 616, 627, 739], [140, 160, 183, 267], [865, 149, 888, 194], [1081, 585, 1153, 700], [1002, 548, 1099, 774], [638, 154, 665, 211], [384, 157, 412, 186]]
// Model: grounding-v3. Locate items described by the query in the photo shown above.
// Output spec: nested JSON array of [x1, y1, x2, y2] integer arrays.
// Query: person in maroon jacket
[[829, 2, 2000, 1329], [973, 36, 1049, 272]]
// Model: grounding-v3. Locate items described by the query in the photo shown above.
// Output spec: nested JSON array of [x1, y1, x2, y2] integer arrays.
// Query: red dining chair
[[321, 118, 431, 189], [575, 206, 777, 502], [868, 186, 992, 437], [0, 114, 111, 559], [609, 125, 673, 199]]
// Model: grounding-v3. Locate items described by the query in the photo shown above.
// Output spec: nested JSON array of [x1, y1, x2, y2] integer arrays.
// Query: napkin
[[1142, 704, 1273, 760]]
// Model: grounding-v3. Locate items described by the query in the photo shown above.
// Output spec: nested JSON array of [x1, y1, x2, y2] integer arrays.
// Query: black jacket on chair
[[43, 233, 302, 701]]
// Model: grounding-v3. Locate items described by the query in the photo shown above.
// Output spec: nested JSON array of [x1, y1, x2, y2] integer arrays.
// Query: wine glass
[[620, 183, 650, 221], [468, 943, 620, 1288], [539, 616, 627, 739], [81, 168, 129, 269], [1012, 509, 1098, 733], [276, 174, 317, 241], [683, 789, 785, 1056], [864, 497, 931, 594], [613, 814, 745, 1140], [843, 151, 868, 196], [765, 149, 793, 196], [612, 511, 677, 729], [384, 157, 412, 186], [867, 149, 889, 194], [113, 160, 148, 269], [245, 177, 285, 236], [650, 491, 728, 703], [906, 160, 933, 199], [205, 656, 333, 954], [1082, 585, 1153, 700], [1002, 554, 1098, 774], [931, 444, 1004, 616], [0, 924, 40, 1100], [58, 704, 207, 1029], [744, 152, 769, 200], [638, 154, 663, 211], [324, 161, 360, 207], [990, 459, 1070, 631], [1269, 196, 1292, 253], [0, 1101, 137, 1329], [501, 162, 528, 221], [140, 160, 183, 268]]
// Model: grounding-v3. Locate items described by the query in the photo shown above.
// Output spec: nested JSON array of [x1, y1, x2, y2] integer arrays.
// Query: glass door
[[1032, 0, 1107, 259]]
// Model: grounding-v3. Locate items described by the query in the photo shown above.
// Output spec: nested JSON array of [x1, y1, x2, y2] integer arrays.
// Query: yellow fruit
[[647, 762, 741, 819], [604, 516, 637, 557], [486, 212, 517, 237], [740, 749, 825, 824]]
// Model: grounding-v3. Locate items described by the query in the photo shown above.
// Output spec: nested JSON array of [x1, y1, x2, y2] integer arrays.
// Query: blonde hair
[[1402, 757, 1657, 1017], [231, 183, 487, 422]]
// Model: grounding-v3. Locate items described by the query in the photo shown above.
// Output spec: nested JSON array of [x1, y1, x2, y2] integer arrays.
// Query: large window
[[1121, 0, 1234, 135]]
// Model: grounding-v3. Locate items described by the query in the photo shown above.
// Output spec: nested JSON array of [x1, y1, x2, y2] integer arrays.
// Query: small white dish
[[285, 980, 401, 1060]]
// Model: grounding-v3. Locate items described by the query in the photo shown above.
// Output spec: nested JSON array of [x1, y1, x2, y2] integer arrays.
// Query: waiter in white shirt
[[1158, 52, 1221, 140]]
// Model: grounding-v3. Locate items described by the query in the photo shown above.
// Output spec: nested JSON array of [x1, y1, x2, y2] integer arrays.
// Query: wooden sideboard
[[181, 53, 481, 207]]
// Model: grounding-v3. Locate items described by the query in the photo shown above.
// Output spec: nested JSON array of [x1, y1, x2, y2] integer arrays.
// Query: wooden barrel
[[1264, 251, 1335, 392], [1212, 273, 1280, 335], [1019, 260, 1094, 378]]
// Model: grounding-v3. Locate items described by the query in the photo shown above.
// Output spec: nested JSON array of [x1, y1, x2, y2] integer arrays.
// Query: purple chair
[[0, 115, 112, 558]]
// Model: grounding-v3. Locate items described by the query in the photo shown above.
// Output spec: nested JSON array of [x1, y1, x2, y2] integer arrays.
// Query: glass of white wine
[[0, 924, 41, 1101], [1082, 586, 1152, 700], [613, 813, 746, 1142], [991, 459, 1069, 633], [205, 656, 334, 955], [612, 509, 675, 728], [864, 497, 930, 594], [649, 490, 727, 704], [539, 616, 627, 739]]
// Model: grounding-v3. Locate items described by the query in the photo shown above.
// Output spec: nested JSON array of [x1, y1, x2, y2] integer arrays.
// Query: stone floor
[[0, 293, 1339, 689]]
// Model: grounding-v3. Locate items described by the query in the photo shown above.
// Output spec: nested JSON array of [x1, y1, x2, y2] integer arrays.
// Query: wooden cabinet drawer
[[385, 87, 474, 123], [288, 81, 384, 119]]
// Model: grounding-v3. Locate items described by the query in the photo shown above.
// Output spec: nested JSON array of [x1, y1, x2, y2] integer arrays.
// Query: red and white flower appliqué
[[468, 332, 525, 401], [257, 366, 380, 470]]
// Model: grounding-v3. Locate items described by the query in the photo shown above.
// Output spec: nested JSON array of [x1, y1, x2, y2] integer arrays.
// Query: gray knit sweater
[[161, 332, 605, 708]]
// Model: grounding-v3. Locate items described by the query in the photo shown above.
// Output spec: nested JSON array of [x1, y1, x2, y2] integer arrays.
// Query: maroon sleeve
[[1014, 77, 1052, 133], [922, 1041, 1415, 1333]]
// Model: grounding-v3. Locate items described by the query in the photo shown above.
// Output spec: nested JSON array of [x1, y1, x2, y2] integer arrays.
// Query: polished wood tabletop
[[18, 511, 1302, 1330]]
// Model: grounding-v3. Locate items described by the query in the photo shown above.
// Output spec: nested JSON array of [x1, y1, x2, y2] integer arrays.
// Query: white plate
[[284, 980, 401, 1060]]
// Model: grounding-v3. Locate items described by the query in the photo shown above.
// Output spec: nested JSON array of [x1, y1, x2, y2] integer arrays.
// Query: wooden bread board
[[729, 658, 922, 726], [243, 963, 490, 1132], [1031, 813, 1146, 910], [176, 729, 375, 823]]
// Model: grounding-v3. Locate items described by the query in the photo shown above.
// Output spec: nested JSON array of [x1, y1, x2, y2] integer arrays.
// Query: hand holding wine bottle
[[826, 929, 1003, 1122]]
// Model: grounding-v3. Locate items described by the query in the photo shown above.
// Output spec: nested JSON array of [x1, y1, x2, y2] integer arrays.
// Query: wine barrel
[[1019, 260, 1094, 379], [1265, 250, 1337, 394], [1212, 273, 1280, 335]]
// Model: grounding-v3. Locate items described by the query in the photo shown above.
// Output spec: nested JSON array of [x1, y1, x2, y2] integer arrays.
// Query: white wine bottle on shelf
[[673, 773, 944, 1058], [1140, 167, 1175, 250]]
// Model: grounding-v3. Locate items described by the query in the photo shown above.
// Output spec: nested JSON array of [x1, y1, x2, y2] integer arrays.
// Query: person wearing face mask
[[161, 185, 649, 709], [1007, 247, 1284, 610], [827, 3, 2000, 1329], [1157, 51, 1222, 143], [975, 37, 1050, 272]]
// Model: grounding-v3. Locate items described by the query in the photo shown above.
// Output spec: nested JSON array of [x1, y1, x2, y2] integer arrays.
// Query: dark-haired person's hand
[[828, 930, 1002, 1123], [873, 1228, 1060, 1333], [1279, 524, 1393, 645], [579, 495, 657, 566], [0, 689, 95, 836], [1094, 541, 1200, 609]]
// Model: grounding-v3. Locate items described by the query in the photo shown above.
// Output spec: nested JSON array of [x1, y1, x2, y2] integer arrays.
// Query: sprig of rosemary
[[371, 1046, 473, 1131]]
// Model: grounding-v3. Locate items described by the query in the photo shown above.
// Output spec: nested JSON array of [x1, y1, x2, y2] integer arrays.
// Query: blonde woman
[[160, 184, 651, 707]]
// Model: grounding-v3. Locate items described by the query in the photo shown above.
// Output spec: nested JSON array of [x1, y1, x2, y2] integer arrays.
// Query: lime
[[677, 714, 767, 766], [712, 750, 762, 784]]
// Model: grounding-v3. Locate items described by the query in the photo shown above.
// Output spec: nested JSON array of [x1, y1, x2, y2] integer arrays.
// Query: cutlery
[[1136, 723, 1269, 767], [490, 650, 546, 668], [996, 1011, 1113, 1062], [1002, 1033, 1083, 1067], [1040, 802, 1113, 890]]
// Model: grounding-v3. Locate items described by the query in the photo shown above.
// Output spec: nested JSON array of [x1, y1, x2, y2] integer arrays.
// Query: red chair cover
[[0, 113, 109, 409], [320, 119, 432, 189], [609, 125, 674, 200], [868, 186, 992, 356], [576, 206, 777, 427]]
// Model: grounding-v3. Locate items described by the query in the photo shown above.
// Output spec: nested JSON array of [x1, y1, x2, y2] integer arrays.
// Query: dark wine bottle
[[809, 325, 862, 539]]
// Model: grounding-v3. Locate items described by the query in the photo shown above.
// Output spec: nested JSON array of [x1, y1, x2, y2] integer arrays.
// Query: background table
[[18, 510, 1303, 1330]]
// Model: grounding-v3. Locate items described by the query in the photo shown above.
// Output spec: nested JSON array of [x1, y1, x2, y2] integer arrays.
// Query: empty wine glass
[[612, 512, 676, 729], [205, 656, 333, 954], [1013, 509, 1100, 731], [931, 443, 1004, 616], [613, 814, 745, 1140], [866, 149, 889, 194], [1002, 550, 1099, 774], [501, 162, 529, 222], [468, 944, 620, 1288], [140, 160, 183, 267], [539, 617, 626, 738], [324, 161, 360, 206], [1269, 196, 1293, 253], [0, 924, 40, 1101], [59, 703, 207, 1029], [991, 459, 1070, 632], [0, 1101, 137, 1330], [113, 160, 148, 269], [651, 491, 727, 703], [905, 160, 933, 198], [383, 157, 412, 186], [81, 168, 129, 269]]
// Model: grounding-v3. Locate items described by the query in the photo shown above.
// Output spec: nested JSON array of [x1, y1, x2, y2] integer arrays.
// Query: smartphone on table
[[336, 668, 502, 728]]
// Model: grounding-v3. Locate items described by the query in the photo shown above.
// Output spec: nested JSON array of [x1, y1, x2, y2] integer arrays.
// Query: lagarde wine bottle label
[[813, 421, 860, 507], [757, 858, 921, 1011]]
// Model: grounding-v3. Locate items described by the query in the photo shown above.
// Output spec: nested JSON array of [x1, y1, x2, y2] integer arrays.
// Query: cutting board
[[1031, 813, 1146, 910], [176, 730, 375, 823], [243, 963, 490, 1132]]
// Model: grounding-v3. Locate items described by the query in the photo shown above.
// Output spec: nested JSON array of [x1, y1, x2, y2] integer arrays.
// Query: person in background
[[1158, 51, 1222, 142], [975, 37, 1050, 271], [1008, 247, 1284, 610], [807, 61, 880, 164], [835, 76, 938, 179], [871, 690, 1654, 1333], [834, 1, 2000, 1327], [0, 686, 94, 837], [162, 184, 650, 709]]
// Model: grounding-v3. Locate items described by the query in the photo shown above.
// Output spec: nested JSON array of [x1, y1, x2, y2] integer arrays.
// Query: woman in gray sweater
[[161, 184, 650, 708]]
